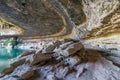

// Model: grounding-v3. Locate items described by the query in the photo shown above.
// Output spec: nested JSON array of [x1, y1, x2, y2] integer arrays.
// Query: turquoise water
[[0, 48, 27, 72]]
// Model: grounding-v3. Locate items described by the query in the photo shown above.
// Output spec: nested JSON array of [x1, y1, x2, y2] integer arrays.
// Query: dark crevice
[[21, 2, 27, 7]]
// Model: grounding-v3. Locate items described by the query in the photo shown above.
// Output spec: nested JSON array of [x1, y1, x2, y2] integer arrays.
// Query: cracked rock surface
[[0, 0, 120, 80], [0, 40, 120, 80]]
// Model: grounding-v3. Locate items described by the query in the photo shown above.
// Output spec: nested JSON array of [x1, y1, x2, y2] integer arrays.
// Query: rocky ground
[[0, 39, 120, 80]]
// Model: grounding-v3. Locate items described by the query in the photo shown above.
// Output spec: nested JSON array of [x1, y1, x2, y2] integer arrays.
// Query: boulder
[[1, 66, 15, 76], [31, 53, 52, 65], [20, 51, 35, 57], [10, 59, 26, 67], [21, 70, 39, 80], [68, 42, 83, 55], [0, 59, 26, 77], [45, 41, 62, 52]]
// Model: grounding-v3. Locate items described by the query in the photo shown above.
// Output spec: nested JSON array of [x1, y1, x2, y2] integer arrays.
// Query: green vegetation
[[3, 38, 18, 48]]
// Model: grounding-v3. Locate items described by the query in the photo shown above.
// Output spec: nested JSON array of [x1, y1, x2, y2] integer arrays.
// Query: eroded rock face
[[0, 0, 74, 37], [79, 0, 120, 65], [81, 0, 120, 38], [0, 0, 120, 80], [58, 0, 86, 26], [0, 40, 120, 80], [0, 0, 119, 39]]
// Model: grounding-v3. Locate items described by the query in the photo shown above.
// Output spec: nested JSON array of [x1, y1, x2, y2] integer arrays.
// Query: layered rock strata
[[0, 0, 120, 80], [0, 0, 75, 38], [0, 40, 120, 80]]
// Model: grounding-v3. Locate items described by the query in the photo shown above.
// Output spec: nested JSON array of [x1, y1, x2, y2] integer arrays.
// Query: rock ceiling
[[0, 0, 75, 38], [0, 0, 119, 39]]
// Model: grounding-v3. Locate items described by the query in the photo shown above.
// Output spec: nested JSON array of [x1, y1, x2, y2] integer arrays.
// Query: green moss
[[3, 38, 17, 46]]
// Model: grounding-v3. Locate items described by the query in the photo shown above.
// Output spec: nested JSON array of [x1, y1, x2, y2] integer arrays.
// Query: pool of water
[[0, 48, 28, 72]]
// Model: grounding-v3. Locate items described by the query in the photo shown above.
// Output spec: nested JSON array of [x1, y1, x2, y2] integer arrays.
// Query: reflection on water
[[0, 60, 11, 73], [0, 48, 27, 72]]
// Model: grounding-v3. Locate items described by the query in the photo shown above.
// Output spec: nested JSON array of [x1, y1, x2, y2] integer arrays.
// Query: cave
[[0, 0, 120, 80]]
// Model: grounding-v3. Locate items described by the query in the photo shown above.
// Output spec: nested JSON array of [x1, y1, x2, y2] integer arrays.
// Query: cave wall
[[79, 0, 120, 64], [0, 0, 120, 79]]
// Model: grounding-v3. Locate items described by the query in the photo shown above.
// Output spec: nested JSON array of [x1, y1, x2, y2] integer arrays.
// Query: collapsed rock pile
[[0, 39, 120, 80], [0, 39, 84, 80]]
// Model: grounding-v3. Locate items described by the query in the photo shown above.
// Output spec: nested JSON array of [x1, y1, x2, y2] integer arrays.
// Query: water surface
[[0, 48, 27, 72]]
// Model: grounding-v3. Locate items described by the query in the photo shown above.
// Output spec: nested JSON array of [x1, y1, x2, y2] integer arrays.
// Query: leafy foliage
[[3, 38, 17, 47]]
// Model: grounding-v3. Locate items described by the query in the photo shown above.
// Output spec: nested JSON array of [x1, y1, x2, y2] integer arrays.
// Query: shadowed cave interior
[[0, 0, 120, 80]]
